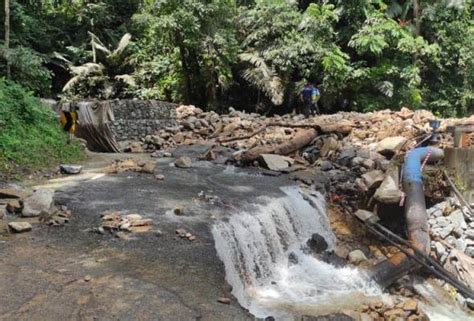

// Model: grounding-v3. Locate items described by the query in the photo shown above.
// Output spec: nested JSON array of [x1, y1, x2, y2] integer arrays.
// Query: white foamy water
[[212, 187, 382, 319]]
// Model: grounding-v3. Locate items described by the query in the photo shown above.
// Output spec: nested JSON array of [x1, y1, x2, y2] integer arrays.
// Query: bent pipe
[[370, 147, 444, 288]]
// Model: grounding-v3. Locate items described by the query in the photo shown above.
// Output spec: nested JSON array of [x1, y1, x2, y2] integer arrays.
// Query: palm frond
[[110, 33, 132, 60], [240, 52, 284, 105], [115, 74, 136, 87], [376, 81, 394, 98], [88, 32, 111, 55]]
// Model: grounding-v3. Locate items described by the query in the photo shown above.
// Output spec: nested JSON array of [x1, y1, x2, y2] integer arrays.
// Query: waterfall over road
[[213, 187, 382, 319]]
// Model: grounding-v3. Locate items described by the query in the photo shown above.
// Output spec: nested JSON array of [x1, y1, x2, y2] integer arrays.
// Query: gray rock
[[467, 298, 474, 310], [307, 233, 329, 254], [465, 230, 474, 239], [436, 216, 450, 228], [22, 189, 54, 218], [320, 161, 333, 171], [356, 149, 370, 159], [258, 154, 294, 172], [374, 175, 402, 204], [8, 222, 32, 233], [453, 227, 464, 238], [0, 205, 6, 219], [377, 159, 391, 171], [174, 156, 193, 168], [337, 148, 357, 166], [320, 137, 340, 157], [351, 157, 364, 166], [439, 224, 455, 239], [347, 249, 368, 265], [60, 165, 82, 175], [362, 159, 375, 169], [449, 209, 467, 229], [455, 238, 467, 252], [434, 242, 446, 258], [361, 170, 385, 189], [376, 136, 407, 156], [466, 246, 474, 258]]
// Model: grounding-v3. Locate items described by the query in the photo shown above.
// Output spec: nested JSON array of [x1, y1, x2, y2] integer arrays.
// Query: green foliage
[[61, 33, 135, 100], [132, 0, 238, 107], [0, 46, 52, 95], [1, 0, 472, 115], [0, 79, 84, 180], [238, 2, 347, 106]]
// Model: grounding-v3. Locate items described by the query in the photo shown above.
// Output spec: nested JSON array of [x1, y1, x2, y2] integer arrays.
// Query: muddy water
[[212, 187, 382, 319]]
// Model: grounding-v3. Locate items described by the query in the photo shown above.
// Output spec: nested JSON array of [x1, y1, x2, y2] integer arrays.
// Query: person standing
[[300, 81, 320, 118]]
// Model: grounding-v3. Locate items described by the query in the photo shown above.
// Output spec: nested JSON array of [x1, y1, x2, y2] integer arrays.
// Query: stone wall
[[109, 100, 177, 141]]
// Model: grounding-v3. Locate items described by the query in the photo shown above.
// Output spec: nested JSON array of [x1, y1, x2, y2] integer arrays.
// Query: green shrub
[[0, 79, 84, 180]]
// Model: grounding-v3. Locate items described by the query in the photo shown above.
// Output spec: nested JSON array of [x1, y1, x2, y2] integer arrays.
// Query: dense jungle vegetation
[[0, 0, 473, 116]]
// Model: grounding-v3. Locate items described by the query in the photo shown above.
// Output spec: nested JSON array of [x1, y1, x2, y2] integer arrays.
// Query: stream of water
[[212, 187, 383, 319]]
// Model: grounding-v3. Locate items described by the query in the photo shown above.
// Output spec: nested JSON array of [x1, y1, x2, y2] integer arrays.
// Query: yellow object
[[60, 111, 78, 134]]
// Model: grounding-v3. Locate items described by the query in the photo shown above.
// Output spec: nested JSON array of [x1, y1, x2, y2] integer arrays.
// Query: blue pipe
[[371, 147, 444, 287], [403, 147, 445, 184]]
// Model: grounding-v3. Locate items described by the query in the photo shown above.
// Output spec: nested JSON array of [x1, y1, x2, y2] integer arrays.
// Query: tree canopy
[[1, 0, 472, 116]]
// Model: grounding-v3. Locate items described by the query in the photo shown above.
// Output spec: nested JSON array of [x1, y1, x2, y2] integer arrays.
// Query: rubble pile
[[119, 106, 471, 212], [104, 159, 156, 174], [359, 298, 429, 321], [97, 211, 154, 236], [1, 187, 72, 233], [122, 105, 473, 157], [427, 199, 474, 297]]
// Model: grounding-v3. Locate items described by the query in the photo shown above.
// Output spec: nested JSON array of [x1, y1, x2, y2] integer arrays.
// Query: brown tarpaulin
[[74, 101, 121, 153]]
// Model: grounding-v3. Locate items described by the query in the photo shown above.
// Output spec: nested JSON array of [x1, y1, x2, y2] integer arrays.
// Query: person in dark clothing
[[300, 81, 320, 118]]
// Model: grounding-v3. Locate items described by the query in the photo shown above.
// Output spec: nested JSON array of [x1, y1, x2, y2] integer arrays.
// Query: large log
[[236, 128, 318, 162], [267, 121, 353, 135]]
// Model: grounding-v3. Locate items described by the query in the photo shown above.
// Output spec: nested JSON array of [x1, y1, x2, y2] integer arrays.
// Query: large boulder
[[22, 189, 55, 218], [376, 136, 407, 156]]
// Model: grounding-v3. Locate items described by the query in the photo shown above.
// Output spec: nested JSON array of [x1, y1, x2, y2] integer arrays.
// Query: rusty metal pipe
[[370, 147, 444, 288]]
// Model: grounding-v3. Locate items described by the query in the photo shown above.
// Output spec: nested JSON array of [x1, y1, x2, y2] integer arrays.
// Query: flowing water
[[212, 187, 383, 319]]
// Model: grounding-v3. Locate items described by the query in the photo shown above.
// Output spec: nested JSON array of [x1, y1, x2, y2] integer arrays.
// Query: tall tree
[[4, 0, 10, 78]]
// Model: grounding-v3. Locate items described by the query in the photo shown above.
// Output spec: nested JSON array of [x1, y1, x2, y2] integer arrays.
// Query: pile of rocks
[[427, 198, 474, 305], [359, 298, 428, 321], [428, 198, 474, 261], [99, 212, 154, 235], [104, 159, 156, 174], [1, 187, 71, 233], [122, 105, 473, 157], [175, 228, 196, 242]]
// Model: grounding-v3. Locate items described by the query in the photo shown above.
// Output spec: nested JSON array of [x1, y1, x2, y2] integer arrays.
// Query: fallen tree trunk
[[219, 121, 352, 144], [267, 121, 353, 135], [217, 125, 267, 143], [236, 128, 318, 162]]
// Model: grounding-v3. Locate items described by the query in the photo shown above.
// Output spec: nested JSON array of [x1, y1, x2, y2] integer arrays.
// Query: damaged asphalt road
[[0, 155, 296, 321]]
